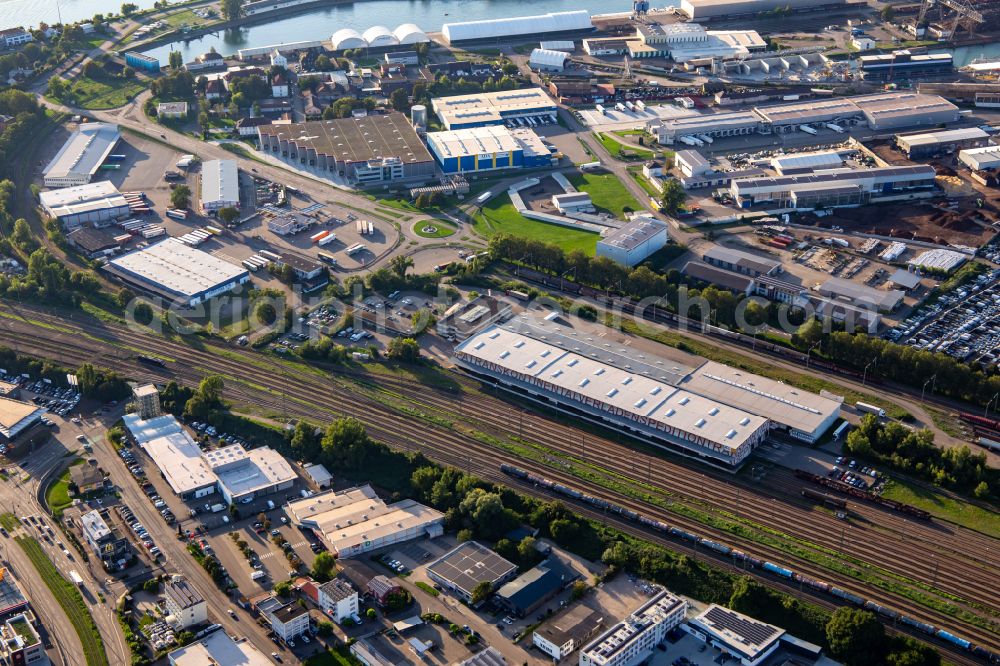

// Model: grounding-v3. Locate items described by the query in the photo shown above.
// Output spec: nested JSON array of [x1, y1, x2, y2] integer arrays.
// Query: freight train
[[794, 469, 930, 520], [136, 355, 167, 368], [500, 464, 998, 663], [801, 488, 847, 509]]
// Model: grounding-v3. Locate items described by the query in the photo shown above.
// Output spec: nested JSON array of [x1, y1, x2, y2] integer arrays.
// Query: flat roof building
[[207, 445, 297, 504], [458, 647, 507, 666], [431, 88, 557, 130], [647, 111, 759, 145], [959, 145, 1000, 171], [436, 295, 513, 342], [819, 277, 904, 312], [200, 159, 239, 213], [580, 587, 687, 666], [769, 150, 848, 175], [426, 125, 553, 173], [680, 0, 845, 20], [0, 571, 27, 620], [675, 150, 711, 178], [730, 166, 937, 209], [42, 122, 120, 187], [496, 557, 577, 617], [859, 50, 953, 81], [137, 430, 217, 498], [0, 397, 45, 444], [304, 463, 333, 488], [168, 630, 271, 666], [702, 246, 781, 277], [39, 181, 131, 229], [597, 217, 668, 267], [686, 605, 784, 666], [533, 605, 604, 662], [895, 127, 991, 158], [258, 114, 434, 185], [442, 11, 593, 44], [105, 238, 250, 307], [285, 485, 444, 558], [851, 91, 959, 130], [426, 542, 518, 604], [682, 261, 754, 294], [455, 317, 769, 469], [163, 577, 207, 629]]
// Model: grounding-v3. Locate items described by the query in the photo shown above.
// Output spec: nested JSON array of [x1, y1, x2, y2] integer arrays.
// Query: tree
[[168, 50, 183, 70], [826, 608, 886, 666], [795, 317, 823, 350], [254, 300, 277, 326], [133, 302, 154, 326], [198, 112, 209, 128], [386, 337, 420, 363], [974, 481, 989, 498], [316, 621, 333, 637], [570, 580, 588, 600], [366, 608, 377, 619], [311, 551, 336, 582], [121, 2, 139, 16], [221, 0, 243, 20], [12, 218, 37, 253], [170, 184, 191, 209], [880, 5, 895, 21], [517, 536, 539, 566], [389, 255, 413, 277], [389, 88, 409, 112], [183, 375, 225, 421], [660, 179, 686, 215], [456, 528, 473, 542], [217, 207, 239, 225], [290, 421, 321, 461], [470, 580, 493, 604], [115, 287, 136, 310]]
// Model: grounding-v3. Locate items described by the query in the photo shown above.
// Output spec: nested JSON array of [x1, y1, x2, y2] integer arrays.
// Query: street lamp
[[985, 392, 999, 418], [921, 373, 937, 403], [806, 340, 821, 368], [862, 358, 877, 387]]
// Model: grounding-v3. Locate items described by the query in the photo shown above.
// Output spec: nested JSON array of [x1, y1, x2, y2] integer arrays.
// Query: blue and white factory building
[[426, 126, 554, 174]]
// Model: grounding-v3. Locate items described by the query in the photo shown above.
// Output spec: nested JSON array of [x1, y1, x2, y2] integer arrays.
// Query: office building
[[168, 630, 271, 666], [285, 485, 444, 557], [580, 588, 687, 666], [40, 181, 131, 229], [132, 384, 162, 420], [42, 122, 121, 187], [163, 577, 207, 629], [533, 605, 604, 661], [258, 114, 434, 185], [729, 166, 937, 209], [200, 159, 239, 213], [105, 238, 250, 307], [686, 605, 784, 666], [597, 217, 668, 267], [436, 295, 513, 342], [426, 126, 553, 173], [318, 578, 359, 621], [431, 88, 557, 130], [426, 542, 518, 603]]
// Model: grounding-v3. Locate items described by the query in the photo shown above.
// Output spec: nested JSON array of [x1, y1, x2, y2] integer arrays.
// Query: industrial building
[[818, 277, 904, 312], [622, 22, 765, 61], [959, 145, 1000, 171], [200, 159, 240, 213], [647, 112, 760, 145], [682, 261, 755, 294], [257, 115, 435, 184], [0, 397, 44, 445], [918, 82, 1000, 108], [125, 51, 160, 72], [168, 631, 272, 666], [284, 485, 445, 557], [426, 542, 518, 603], [0, 571, 27, 621], [533, 605, 605, 661], [496, 557, 578, 617], [67, 227, 121, 258], [105, 238, 250, 307], [127, 423, 217, 498], [769, 150, 849, 175], [701, 246, 781, 277], [42, 122, 120, 187], [442, 11, 593, 44], [895, 127, 991, 159], [39, 181, 130, 229], [552, 192, 594, 213], [676, 150, 711, 178], [329, 23, 429, 50], [454, 317, 770, 468], [596, 217, 669, 266], [580, 587, 687, 666], [858, 50, 953, 81], [436, 295, 513, 342], [431, 88, 557, 130], [529, 48, 569, 71], [729, 165, 937, 209], [425, 126, 553, 173], [679, 0, 845, 19], [163, 577, 207, 629], [207, 445, 297, 504], [686, 605, 784, 666], [852, 92, 960, 131]]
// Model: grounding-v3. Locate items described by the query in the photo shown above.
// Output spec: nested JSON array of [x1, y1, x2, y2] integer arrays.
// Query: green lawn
[[628, 168, 662, 198], [473, 194, 598, 254], [882, 479, 1000, 539], [412, 220, 456, 238], [415, 581, 439, 596], [304, 647, 362, 666], [0, 514, 19, 531], [45, 459, 83, 517], [15, 537, 108, 666], [568, 172, 643, 217], [66, 76, 146, 110], [594, 132, 656, 161]]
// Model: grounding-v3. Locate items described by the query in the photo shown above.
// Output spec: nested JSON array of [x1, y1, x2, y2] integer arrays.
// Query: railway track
[[3, 309, 998, 656]]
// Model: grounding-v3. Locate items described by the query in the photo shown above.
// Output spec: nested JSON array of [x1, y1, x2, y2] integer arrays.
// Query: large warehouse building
[[859, 51, 953, 81], [285, 485, 444, 557], [105, 238, 250, 307], [596, 217, 668, 266], [729, 165, 937, 209], [442, 11, 592, 44], [895, 127, 991, 159], [42, 122, 120, 187], [257, 114, 435, 184], [426, 126, 553, 173], [39, 181, 130, 229], [431, 88, 558, 130], [0, 397, 45, 447], [199, 159, 239, 213], [680, 0, 845, 20]]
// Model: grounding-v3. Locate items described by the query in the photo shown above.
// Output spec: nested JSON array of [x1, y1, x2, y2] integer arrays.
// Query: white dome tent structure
[[393, 23, 429, 44], [331, 28, 366, 50], [442, 11, 593, 44], [529, 48, 569, 71], [362, 25, 399, 48]]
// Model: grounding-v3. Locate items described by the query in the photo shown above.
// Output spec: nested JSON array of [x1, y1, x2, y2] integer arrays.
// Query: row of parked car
[[188, 421, 252, 449], [117, 504, 161, 559]]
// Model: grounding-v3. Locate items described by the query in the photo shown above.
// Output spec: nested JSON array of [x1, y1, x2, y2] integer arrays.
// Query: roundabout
[[413, 220, 456, 238]]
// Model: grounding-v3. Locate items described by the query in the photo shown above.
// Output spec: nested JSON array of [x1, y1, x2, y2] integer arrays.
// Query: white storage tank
[[411, 104, 427, 128]]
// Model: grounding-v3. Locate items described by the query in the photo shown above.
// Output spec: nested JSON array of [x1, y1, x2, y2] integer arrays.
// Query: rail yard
[[1, 303, 996, 664]]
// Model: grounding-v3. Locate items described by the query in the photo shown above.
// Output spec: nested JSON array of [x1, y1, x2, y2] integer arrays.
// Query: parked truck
[[799, 125, 818, 135], [210, 503, 225, 513], [855, 402, 886, 418]]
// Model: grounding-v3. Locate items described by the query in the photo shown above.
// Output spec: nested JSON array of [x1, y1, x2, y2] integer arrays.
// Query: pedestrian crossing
[[259, 540, 310, 559]]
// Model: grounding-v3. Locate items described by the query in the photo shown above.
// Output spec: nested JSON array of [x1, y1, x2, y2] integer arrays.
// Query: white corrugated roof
[[529, 48, 569, 68], [200, 159, 239, 207], [42, 122, 119, 185], [107, 237, 247, 300], [443, 11, 592, 43]]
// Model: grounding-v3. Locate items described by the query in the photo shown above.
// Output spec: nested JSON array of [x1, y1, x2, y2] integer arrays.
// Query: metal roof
[[426, 542, 517, 596], [442, 11, 592, 43], [106, 238, 248, 302], [431, 88, 557, 128], [0, 396, 44, 439], [529, 48, 569, 68], [599, 217, 666, 251], [258, 114, 432, 165], [200, 159, 239, 207], [896, 127, 989, 148], [819, 276, 905, 311], [39, 181, 129, 219], [42, 122, 119, 185]]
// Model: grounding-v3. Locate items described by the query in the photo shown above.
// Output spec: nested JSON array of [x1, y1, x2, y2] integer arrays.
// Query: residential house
[[69, 464, 104, 494], [269, 604, 309, 642], [236, 116, 272, 136], [271, 73, 289, 98], [270, 49, 288, 68], [368, 576, 403, 607], [318, 578, 358, 622], [204, 79, 225, 101], [0, 28, 33, 47]]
